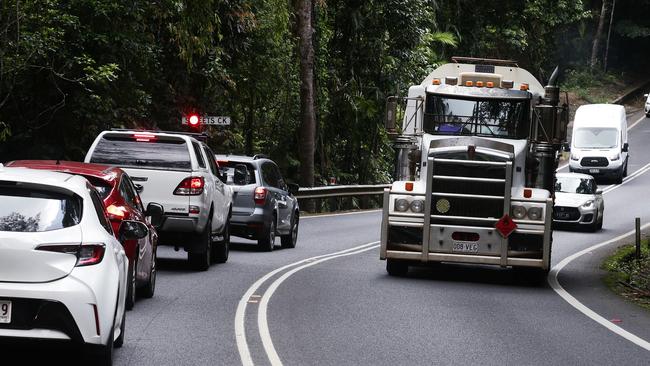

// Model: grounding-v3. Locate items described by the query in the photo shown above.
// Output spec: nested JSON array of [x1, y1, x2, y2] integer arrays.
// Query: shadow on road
[[0, 339, 82, 364]]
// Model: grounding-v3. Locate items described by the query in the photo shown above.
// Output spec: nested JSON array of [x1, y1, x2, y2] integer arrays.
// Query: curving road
[[8, 110, 650, 365]]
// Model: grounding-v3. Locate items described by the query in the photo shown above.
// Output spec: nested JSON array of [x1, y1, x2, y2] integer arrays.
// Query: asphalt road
[[7, 110, 650, 365]]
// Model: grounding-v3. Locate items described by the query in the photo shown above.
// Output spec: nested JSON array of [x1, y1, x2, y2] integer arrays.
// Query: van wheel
[[615, 173, 623, 184], [623, 159, 628, 177]]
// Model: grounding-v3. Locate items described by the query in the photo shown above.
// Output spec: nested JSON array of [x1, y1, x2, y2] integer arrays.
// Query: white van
[[568, 104, 628, 183]]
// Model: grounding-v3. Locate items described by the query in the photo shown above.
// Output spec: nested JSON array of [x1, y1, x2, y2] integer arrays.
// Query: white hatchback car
[[553, 172, 604, 231], [0, 166, 147, 364]]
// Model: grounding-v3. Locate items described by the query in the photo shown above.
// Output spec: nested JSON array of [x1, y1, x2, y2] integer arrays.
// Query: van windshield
[[573, 128, 618, 148]]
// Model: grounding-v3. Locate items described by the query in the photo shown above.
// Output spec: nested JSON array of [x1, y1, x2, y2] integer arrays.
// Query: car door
[[262, 162, 292, 232], [202, 144, 227, 232], [120, 174, 152, 280]]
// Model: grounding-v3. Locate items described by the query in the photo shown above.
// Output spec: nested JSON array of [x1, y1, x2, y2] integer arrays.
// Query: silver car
[[553, 172, 604, 231]]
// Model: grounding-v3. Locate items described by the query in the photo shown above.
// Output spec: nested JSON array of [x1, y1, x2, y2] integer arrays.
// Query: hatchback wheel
[[258, 217, 275, 252], [281, 214, 299, 249]]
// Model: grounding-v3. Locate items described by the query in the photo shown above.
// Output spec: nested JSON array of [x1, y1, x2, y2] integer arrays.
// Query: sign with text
[[182, 116, 231, 126]]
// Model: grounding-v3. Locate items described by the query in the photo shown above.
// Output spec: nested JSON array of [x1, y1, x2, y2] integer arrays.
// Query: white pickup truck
[[85, 130, 232, 270]]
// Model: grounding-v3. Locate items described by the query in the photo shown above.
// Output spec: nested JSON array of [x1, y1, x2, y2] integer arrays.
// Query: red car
[[6, 160, 162, 310]]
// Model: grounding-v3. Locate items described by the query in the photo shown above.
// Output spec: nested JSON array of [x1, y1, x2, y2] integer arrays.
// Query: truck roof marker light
[[405, 182, 414, 191], [524, 188, 532, 198], [476, 81, 484, 87], [465, 81, 473, 87], [445, 77, 457, 85], [502, 80, 514, 89], [520, 83, 529, 91], [486, 81, 494, 88], [432, 78, 441, 85]]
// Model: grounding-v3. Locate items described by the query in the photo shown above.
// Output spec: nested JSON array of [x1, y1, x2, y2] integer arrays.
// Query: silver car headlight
[[512, 205, 527, 219], [582, 200, 595, 209], [410, 199, 424, 213], [395, 198, 410, 212], [527, 207, 543, 221]]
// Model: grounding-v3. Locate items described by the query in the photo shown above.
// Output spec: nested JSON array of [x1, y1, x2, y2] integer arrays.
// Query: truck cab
[[380, 57, 568, 278]]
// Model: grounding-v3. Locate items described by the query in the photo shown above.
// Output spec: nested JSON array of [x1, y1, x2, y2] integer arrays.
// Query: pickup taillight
[[174, 177, 204, 195]]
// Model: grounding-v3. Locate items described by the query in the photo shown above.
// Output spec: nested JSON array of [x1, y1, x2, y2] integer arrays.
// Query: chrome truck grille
[[429, 158, 510, 225]]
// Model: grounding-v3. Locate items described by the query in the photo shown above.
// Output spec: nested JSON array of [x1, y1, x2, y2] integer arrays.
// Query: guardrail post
[[634, 217, 641, 259]]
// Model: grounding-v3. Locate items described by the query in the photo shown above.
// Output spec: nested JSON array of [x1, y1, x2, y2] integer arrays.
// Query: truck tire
[[212, 218, 230, 263], [386, 259, 408, 276], [258, 217, 275, 252], [281, 214, 299, 249], [189, 219, 211, 271]]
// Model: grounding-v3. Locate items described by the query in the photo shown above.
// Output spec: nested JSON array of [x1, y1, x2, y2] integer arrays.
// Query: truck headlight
[[570, 153, 579, 161], [512, 205, 527, 219], [395, 199, 410, 212], [582, 200, 594, 209], [410, 199, 424, 213], [610, 153, 620, 161], [528, 207, 543, 220]]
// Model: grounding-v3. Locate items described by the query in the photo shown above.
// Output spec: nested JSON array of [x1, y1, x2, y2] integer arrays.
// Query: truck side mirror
[[622, 142, 629, 152], [385, 97, 398, 137]]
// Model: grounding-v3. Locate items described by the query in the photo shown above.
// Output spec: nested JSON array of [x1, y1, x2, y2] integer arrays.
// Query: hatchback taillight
[[174, 177, 204, 195], [36, 244, 106, 266], [254, 186, 267, 205]]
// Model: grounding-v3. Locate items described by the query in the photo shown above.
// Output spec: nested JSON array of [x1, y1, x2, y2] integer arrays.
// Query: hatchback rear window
[[0, 187, 82, 232], [89, 134, 191, 170]]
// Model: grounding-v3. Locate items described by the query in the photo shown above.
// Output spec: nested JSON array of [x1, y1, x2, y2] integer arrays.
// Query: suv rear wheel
[[189, 218, 212, 271], [281, 213, 299, 249], [258, 217, 275, 252]]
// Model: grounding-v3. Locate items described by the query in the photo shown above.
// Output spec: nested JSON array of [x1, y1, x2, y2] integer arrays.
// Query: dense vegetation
[[1, 0, 649, 186]]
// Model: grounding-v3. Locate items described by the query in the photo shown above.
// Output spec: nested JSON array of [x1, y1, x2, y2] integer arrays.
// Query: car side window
[[88, 186, 113, 235], [202, 145, 219, 176], [272, 165, 287, 191], [192, 141, 206, 169], [262, 163, 279, 188], [121, 176, 144, 212]]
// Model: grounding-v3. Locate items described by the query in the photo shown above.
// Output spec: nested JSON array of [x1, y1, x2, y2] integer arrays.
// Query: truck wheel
[[212, 218, 230, 263], [125, 255, 137, 310], [189, 219, 211, 271], [386, 259, 408, 276], [258, 218, 275, 252], [281, 214, 299, 249]]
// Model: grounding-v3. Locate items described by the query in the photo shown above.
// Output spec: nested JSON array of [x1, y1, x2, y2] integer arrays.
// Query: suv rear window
[[0, 186, 82, 232], [220, 162, 257, 185], [89, 134, 191, 171]]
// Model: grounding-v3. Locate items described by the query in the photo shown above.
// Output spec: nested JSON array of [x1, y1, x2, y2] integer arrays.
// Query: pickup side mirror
[[234, 164, 248, 185], [287, 183, 299, 196], [145, 202, 164, 229], [119, 220, 149, 241], [622, 142, 629, 152]]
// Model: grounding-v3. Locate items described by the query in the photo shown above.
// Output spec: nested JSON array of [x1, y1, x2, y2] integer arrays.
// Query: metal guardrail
[[295, 184, 391, 199]]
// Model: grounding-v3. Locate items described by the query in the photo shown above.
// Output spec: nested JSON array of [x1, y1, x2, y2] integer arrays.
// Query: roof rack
[[253, 154, 269, 160], [451, 56, 518, 67], [109, 128, 209, 142]]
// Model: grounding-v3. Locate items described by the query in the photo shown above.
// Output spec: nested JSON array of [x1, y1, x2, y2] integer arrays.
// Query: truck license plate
[[0, 300, 11, 324], [589, 168, 600, 173], [452, 241, 479, 253]]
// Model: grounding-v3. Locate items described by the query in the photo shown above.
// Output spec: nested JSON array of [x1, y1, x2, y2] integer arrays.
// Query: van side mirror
[[287, 183, 299, 196], [145, 202, 164, 229], [622, 142, 629, 152], [562, 143, 570, 152], [645, 94, 649, 98], [385, 97, 398, 139]]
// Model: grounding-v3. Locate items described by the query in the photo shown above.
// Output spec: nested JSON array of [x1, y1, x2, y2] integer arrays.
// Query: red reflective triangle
[[495, 214, 517, 238]]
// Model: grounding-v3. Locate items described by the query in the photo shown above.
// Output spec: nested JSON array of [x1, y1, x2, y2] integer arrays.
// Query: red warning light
[[188, 114, 200, 126]]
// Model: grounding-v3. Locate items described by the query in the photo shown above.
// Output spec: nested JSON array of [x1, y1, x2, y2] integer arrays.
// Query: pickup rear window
[[89, 134, 192, 170]]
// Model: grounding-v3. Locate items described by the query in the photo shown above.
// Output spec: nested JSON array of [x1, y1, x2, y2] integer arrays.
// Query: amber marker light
[[465, 81, 473, 87], [405, 182, 414, 191]]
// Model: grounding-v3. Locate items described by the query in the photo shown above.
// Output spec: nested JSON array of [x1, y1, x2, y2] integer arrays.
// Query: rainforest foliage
[[1, 0, 649, 185]]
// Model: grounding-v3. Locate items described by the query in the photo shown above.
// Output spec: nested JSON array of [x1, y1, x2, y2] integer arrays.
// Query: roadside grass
[[602, 240, 650, 311]]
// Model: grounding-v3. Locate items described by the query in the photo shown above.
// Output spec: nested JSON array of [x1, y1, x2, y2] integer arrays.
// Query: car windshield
[[423, 94, 529, 139], [89, 134, 192, 171], [219, 161, 257, 185], [555, 177, 595, 194], [0, 186, 82, 232], [573, 127, 618, 148]]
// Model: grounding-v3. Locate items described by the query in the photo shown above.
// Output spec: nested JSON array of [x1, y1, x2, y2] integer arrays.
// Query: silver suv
[[215, 154, 299, 251]]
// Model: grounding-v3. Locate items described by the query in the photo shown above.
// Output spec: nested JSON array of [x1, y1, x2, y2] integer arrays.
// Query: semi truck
[[380, 57, 568, 278]]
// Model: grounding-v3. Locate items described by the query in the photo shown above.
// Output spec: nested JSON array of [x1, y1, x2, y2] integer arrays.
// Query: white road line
[[557, 114, 646, 172], [258, 243, 380, 366], [550, 159, 650, 351], [549, 224, 650, 351], [235, 241, 379, 366]]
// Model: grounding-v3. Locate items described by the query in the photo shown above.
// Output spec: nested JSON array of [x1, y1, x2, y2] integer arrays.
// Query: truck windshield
[[423, 94, 529, 139], [573, 128, 618, 148]]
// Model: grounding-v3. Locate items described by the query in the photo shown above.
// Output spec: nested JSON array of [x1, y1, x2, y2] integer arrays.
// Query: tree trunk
[[590, 0, 609, 69], [296, 0, 316, 188]]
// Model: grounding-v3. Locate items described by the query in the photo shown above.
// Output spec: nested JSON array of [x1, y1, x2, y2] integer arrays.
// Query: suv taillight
[[174, 177, 204, 195], [254, 186, 267, 205], [37, 244, 106, 266]]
